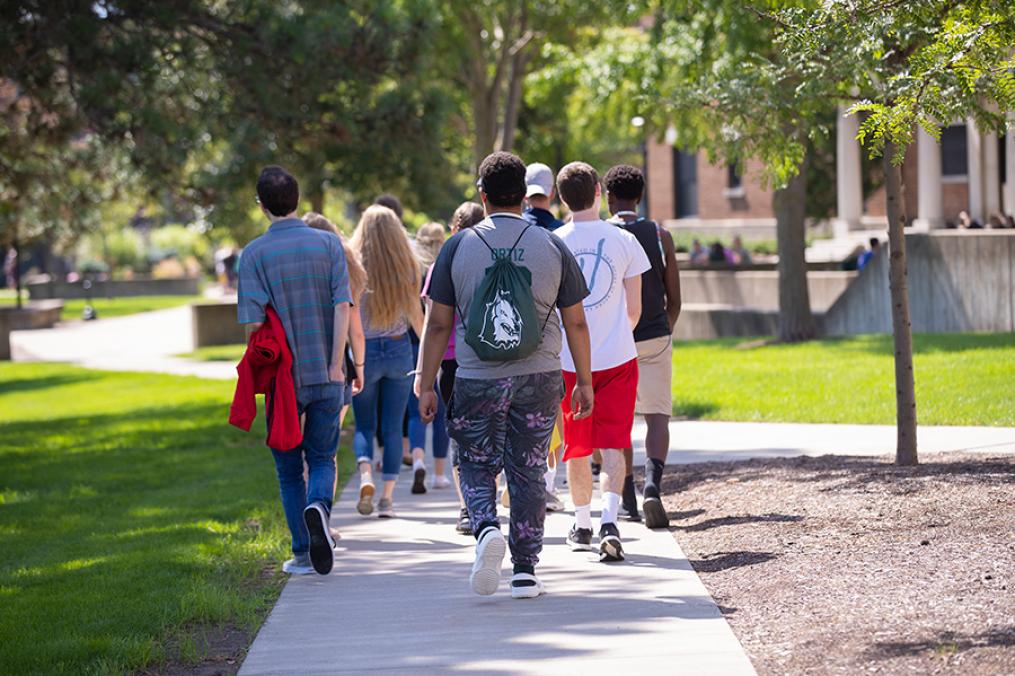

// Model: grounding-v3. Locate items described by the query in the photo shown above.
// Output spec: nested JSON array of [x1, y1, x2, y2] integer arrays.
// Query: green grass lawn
[[673, 333, 1015, 426], [0, 363, 353, 675], [58, 295, 203, 321], [180, 344, 248, 362], [1, 293, 202, 321], [180, 333, 1015, 426]]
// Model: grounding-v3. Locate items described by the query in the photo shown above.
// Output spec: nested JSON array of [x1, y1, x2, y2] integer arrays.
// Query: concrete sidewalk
[[631, 420, 1015, 466], [240, 468, 756, 675], [10, 306, 236, 380]]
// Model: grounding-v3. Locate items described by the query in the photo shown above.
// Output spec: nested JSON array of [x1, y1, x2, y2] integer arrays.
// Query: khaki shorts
[[634, 335, 673, 416]]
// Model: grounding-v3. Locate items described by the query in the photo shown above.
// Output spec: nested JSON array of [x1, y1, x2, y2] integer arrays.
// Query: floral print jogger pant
[[447, 370, 564, 567]]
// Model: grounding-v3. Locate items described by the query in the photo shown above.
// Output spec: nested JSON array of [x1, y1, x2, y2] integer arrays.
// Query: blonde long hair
[[415, 222, 446, 269], [349, 205, 420, 329], [302, 211, 368, 302]]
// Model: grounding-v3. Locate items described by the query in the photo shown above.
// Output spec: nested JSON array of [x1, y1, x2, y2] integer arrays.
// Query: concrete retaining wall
[[192, 301, 245, 348], [0, 300, 64, 359], [28, 277, 200, 299], [679, 270, 855, 312], [823, 231, 1015, 335], [673, 304, 781, 340]]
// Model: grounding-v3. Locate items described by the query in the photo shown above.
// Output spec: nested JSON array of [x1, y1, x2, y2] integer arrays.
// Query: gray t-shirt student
[[427, 212, 589, 379]]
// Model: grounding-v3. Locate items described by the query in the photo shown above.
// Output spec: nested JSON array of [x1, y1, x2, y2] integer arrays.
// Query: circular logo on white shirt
[[575, 238, 616, 310]]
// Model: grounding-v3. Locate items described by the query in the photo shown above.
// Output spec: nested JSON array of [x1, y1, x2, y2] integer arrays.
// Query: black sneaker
[[599, 522, 625, 562], [303, 501, 335, 575], [591, 462, 601, 477], [411, 466, 427, 494], [621, 476, 641, 522], [566, 524, 594, 552], [455, 507, 473, 535], [643, 496, 670, 529]]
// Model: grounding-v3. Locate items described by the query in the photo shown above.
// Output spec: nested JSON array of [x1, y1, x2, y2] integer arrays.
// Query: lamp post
[[631, 115, 648, 217]]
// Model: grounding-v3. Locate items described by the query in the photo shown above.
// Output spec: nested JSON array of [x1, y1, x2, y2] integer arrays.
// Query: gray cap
[[525, 162, 554, 198]]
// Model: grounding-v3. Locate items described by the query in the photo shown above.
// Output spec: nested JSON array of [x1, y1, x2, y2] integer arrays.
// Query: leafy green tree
[[0, 1, 232, 303], [776, 0, 1015, 465], [519, 26, 646, 177], [646, 0, 828, 343], [188, 0, 462, 234], [436, 0, 643, 169]]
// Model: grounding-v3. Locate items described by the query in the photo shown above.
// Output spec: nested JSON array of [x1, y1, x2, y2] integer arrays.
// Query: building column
[[915, 126, 944, 230], [1005, 115, 1015, 216], [835, 106, 863, 237], [966, 118, 984, 223], [984, 129, 1001, 220]]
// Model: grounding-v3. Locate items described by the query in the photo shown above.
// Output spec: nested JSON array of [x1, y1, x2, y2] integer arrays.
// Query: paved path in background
[[631, 420, 1015, 465], [12, 309, 1014, 460], [240, 468, 756, 675], [9, 306, 236, 379]]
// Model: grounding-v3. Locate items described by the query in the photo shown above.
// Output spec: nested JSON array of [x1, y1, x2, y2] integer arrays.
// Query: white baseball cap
[[525, 162, 554, 198]]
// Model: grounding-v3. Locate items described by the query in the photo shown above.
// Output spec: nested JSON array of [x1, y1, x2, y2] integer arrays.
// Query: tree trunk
[[772, 159, 816, 342], [884, 141, 918, 466], [12, 227, 22, 310], [498, 49, 528, 152], [471, 92, 499, 169], [309, 185, 324, 214]]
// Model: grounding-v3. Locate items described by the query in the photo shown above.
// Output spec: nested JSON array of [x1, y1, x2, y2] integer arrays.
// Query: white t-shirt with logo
[[556, 218, 651, 372]]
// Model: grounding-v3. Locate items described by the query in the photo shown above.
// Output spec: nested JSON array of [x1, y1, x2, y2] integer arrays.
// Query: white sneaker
[[470, 526, 506, 596], [432, 474, 452, 489], [282, 554, 315, 575], [510, 572, 545, 599], [545, 489, 565, 512]]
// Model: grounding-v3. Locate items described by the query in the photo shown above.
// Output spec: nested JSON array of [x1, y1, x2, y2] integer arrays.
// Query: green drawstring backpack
[[458, 223, 550, 362]]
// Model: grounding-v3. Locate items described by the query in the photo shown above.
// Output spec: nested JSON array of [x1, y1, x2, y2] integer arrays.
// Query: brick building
[[646, 112, 1015, 236]]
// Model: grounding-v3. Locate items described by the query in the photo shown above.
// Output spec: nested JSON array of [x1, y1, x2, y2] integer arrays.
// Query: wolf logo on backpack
[[455, 222, 552, 362], [479, 289, 523, 350]]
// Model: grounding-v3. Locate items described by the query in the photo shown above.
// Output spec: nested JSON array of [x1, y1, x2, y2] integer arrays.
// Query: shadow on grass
[[688, 551, 778, 573], [863, 626, 1015, 660], [832, 332, 1015, 357], [0, 398, 301, 675], [671, 399, 719, 419], [0, 372, 100, 396]]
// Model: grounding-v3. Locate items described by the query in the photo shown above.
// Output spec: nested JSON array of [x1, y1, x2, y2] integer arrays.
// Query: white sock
[[413, 458, 426, 472], [600, 491, 621, 525], [544, 464, 557, 492], [575, 504, 592, 530]]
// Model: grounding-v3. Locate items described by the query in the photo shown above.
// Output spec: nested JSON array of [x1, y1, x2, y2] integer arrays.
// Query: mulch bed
[[654, 452, 1015, 675]]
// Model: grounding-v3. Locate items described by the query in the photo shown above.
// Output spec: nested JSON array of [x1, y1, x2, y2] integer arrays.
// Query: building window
[[723, 164, 745, 199], [673, 149, 698, 217], [940, 125, 968, 177]]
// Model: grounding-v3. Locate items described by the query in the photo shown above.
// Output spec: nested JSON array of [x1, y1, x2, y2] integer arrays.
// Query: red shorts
[[561, 359, 638, 461]]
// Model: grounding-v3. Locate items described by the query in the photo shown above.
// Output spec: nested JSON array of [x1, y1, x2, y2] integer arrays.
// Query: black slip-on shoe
[[643, 496, 670, 529]]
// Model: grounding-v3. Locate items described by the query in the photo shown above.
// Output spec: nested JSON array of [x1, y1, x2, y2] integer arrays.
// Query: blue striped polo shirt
[[237, 218, 352, 389]]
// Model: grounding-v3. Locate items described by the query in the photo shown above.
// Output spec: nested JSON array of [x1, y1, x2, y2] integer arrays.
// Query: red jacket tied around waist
[[229, 307, 302, 451]]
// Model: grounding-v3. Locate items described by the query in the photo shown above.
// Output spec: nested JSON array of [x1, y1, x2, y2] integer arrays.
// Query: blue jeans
[[407, 341, 450, 460], [270, 383, 344, 555], [352, 335, 413, 481]]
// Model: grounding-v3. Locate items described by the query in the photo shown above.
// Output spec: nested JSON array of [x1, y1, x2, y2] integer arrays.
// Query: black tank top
[[611, 215, 670, 342]]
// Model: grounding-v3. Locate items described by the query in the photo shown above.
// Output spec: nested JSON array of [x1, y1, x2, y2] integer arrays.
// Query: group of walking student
[[233, 150, 681, 598]]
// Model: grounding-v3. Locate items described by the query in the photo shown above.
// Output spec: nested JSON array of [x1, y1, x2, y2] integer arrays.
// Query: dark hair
[[603, 164, 645, 201], [256, 166, 299, 217], [478, 152, 526, 208], [556, 162, 599, 211], [869, 237, 879, 248], [373, 194, 404, 222], [451, 201, 485, 231]]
